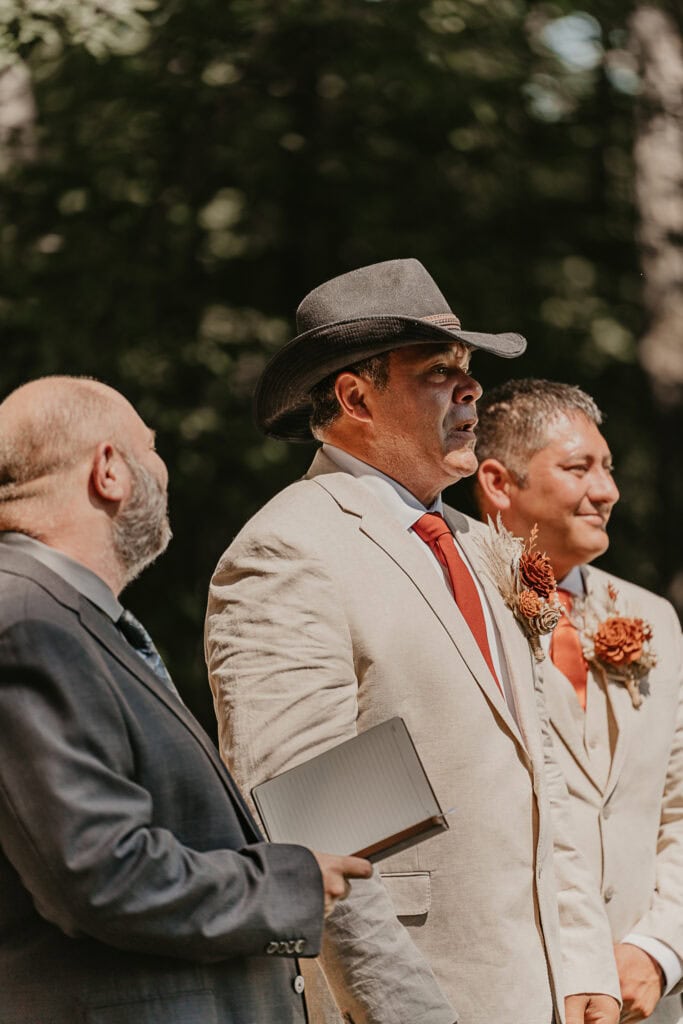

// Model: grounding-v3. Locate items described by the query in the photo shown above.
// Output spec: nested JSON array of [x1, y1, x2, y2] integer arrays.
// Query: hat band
[[421, 312, 462, 330]]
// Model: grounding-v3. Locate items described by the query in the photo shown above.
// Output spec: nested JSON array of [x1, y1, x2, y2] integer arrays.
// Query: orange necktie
[[550, 588, 588, 709], [412, 513, 502, 694]]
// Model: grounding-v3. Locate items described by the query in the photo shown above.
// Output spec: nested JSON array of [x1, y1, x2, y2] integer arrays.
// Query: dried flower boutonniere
[[478, 515, 561, 661], [572, 583, 657, 709]]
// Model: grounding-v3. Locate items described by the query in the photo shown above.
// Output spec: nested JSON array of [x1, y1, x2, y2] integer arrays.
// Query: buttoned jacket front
[[542, 563, 683, 1024], [206, 450, 619, 1024]]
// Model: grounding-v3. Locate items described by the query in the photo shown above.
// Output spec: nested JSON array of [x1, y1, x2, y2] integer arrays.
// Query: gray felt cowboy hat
[[255, 258, 526, 441]]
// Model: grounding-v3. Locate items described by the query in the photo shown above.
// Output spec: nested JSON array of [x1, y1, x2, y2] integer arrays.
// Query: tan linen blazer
[[542, 565, 683, 1024], [205, 451, 619, 1024]]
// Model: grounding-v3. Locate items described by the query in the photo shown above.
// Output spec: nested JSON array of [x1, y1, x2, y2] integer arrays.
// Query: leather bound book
[[252, 717, 448, 862]]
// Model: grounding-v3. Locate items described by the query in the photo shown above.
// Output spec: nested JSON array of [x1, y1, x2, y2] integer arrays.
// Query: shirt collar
[[557, 564, 585, 598], [0, 531, 123, 621], [322, 443, 442, 530]]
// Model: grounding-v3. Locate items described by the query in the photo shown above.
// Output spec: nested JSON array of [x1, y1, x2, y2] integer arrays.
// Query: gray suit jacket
[[0, 546, 323, 1024], [206, 450, 620, 1024], [543, 564, 683, 1024]]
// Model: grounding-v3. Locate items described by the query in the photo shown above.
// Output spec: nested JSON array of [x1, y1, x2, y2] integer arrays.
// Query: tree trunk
[[629, 5, 683, 614], [0, 62, 37, 173]]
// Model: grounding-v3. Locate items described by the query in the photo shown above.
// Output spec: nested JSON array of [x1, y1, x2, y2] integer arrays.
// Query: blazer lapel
[[454, 522, 542, 759], [78, 599, 261, 839], [542, 658, 605, 793], [581, 566, 633, 801], [1, 544, 260, 839], [602, 675, 633, 802], [310, 463, 527, 753]]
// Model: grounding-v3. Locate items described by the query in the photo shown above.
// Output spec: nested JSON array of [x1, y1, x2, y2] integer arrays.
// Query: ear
[[334, 372, 374, 424], [91, 442, 129, 505], [476, 458, 515, 512]]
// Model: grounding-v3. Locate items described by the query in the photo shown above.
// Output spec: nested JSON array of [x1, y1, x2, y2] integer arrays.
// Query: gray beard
[[112, 455, 172, 587]]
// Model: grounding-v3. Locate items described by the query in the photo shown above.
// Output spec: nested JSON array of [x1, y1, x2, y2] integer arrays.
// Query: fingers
[[311, 851, 373, 918], [564, 993, 620, 1024], [614, 943, 664, 1020], [336, 854, 374, 880], [564, 993, 588, 1024]]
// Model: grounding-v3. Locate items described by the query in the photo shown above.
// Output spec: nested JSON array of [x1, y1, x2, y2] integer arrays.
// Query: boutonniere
[[571, 583, 657, 709], [478, 515, 561, 662]]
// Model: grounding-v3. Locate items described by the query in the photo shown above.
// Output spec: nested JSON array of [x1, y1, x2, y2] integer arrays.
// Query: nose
[[454, 372, 482, 404], [589, 467, 620, 507]]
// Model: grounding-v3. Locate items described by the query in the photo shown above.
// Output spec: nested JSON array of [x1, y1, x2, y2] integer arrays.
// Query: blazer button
[[603, 886, 615, 902], [293, 975, 305, 995], [602, 804, 612, 819]]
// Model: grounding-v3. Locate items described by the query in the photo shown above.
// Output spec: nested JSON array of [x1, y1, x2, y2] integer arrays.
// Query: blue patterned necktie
[[117, 608, 182, 701]]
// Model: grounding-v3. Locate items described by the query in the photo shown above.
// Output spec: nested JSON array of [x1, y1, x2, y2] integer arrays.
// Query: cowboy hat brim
[[254, 314, 526, 442]]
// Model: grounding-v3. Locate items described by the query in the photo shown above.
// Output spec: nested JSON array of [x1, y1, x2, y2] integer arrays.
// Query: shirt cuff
[[621, 933, 683, 995]]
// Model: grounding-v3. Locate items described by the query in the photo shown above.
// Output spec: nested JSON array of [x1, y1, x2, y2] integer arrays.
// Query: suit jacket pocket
[[86, 988, 219, 1024], [380, 871, 431, 919]]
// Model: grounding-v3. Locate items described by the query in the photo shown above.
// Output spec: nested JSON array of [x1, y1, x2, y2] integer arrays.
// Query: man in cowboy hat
[[205, 259, 620, 1024], [475, 378, 683, 1024]]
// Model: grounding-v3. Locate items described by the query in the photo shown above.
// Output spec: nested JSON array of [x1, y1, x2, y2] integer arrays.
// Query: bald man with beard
[[0, 376, 370, 1024]]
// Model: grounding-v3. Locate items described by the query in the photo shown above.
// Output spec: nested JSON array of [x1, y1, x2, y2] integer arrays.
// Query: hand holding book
[[253, 718, 449, 863]]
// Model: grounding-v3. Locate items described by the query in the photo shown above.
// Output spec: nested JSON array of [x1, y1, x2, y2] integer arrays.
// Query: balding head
[[0, 376, 171, 593], [0, 377, 136, 513]]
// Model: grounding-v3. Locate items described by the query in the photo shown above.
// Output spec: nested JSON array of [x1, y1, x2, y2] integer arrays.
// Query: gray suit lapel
[[310, 460, 527, 754], [78, 597, 262, 839], [0, 547, 261, 831]]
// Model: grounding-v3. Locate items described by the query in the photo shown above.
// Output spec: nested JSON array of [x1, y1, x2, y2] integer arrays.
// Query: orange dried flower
[[518, 589, 542, 618], [593, 616, 652, 667], [519, 550, 555, 599]]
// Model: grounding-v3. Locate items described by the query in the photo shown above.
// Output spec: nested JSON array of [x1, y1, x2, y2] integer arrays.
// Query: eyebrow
[[422, 346, 472, 369]]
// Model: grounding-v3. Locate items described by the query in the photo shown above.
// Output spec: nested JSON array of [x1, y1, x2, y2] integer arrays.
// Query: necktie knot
[[117, 608, 181, 700], [118, 608, 154, 655], [412, 512, 452, 545]]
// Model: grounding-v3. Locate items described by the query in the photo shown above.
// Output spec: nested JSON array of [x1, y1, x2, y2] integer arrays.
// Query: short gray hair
[[475, 378, 604, 485]]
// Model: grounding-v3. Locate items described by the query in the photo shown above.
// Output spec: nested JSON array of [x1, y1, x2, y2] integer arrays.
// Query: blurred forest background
[[1, 0, 682, 729]]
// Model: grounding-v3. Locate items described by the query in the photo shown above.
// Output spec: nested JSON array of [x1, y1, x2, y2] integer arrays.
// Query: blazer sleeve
[[627, 606, 683, 983], [206, 528, 457, 1024], [0, 606, 324, 962], [533, 660, 621, 1001]]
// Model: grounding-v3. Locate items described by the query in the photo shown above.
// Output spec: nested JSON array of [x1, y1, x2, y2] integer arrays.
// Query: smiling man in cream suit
[[476, 378, 683, 1024], [206, 260, 621, 1024]]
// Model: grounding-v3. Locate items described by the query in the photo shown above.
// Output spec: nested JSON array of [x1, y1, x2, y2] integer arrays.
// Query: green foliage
[[0, 0, 680, 727], [0, 0, 158, 69]]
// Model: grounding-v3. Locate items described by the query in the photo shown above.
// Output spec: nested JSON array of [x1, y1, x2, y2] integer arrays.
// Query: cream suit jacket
[[542, 564, 683, 1024], [205, 451, 619, 1024]]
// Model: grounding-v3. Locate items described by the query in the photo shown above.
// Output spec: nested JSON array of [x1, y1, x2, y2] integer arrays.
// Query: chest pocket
[[381, 871, 431, 921]]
